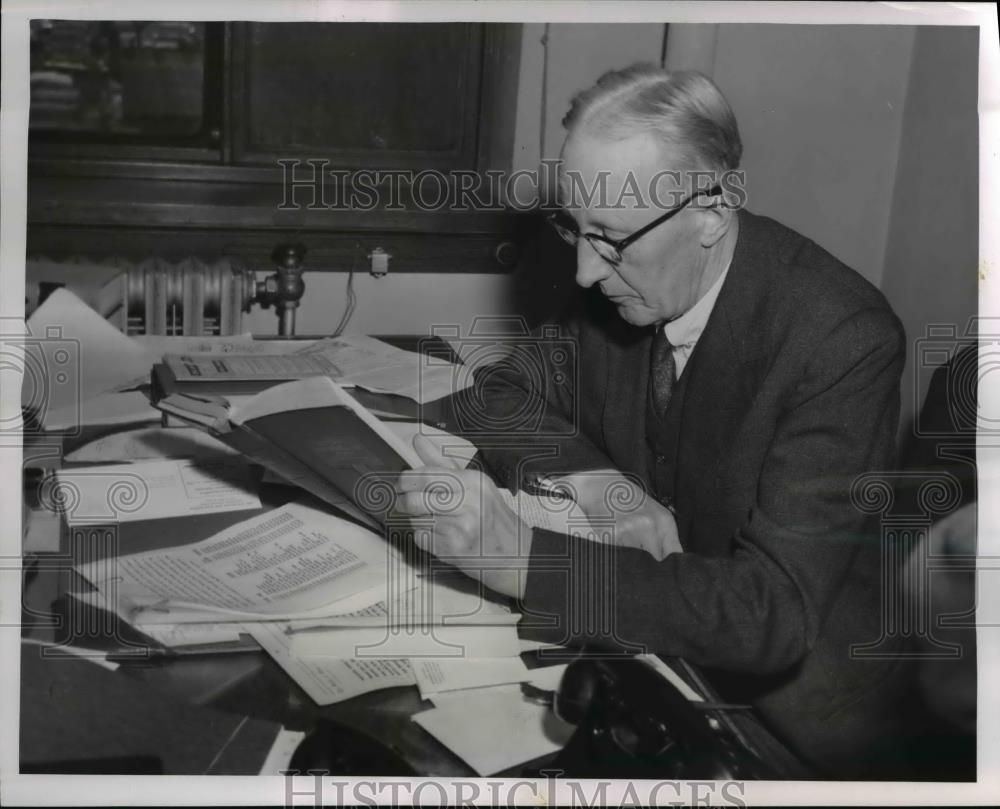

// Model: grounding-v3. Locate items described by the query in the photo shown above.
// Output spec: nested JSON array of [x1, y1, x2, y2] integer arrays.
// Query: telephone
[[551, 656, 775, 779], [289, 719, 416, 776]]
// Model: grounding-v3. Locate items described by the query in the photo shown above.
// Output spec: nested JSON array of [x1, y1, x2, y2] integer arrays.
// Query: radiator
[[27, 257, 257, 336], [119, 260, 257, 336]]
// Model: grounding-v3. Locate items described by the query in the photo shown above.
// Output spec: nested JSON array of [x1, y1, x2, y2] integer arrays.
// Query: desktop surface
[[17, 335, 801, 779]]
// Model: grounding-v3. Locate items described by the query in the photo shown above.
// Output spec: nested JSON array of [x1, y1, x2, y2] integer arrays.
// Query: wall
[[708, 24, 916, 289], [879, 26, 980, 438], [670, 23, 977, 440], [249, 23, 665, 337], [244, 270, 516, 337], [252, 20, 978, 419], [513, 23, 666, 171]]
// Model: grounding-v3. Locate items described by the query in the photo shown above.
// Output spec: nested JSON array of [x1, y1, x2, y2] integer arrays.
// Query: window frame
[[28, 21, 226, 162]]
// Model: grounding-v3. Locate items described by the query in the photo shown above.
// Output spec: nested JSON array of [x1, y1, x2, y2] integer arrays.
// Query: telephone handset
[[551, 656, 774, 780]]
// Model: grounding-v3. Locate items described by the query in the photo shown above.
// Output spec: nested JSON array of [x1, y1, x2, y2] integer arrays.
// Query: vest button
[[655, 454, 667, 465]]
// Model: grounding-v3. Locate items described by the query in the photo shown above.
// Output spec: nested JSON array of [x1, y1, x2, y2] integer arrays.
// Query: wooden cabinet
[[28, 22, 523, 273], [235, 23, 481, 168]]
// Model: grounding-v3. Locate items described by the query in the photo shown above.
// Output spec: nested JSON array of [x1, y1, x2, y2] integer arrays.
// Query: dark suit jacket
[[454, 210, 914, 778]]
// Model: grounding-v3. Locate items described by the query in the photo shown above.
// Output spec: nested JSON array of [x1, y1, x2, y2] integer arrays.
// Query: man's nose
[[574, 242, 613, 288]]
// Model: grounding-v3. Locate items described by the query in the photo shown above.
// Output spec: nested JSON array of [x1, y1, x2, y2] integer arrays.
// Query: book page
[[383, 421, 477, 468], [74, 501, 394, 623]]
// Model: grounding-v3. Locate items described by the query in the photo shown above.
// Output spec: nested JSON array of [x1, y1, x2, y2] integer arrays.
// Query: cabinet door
[[233, 22, 483, 170]]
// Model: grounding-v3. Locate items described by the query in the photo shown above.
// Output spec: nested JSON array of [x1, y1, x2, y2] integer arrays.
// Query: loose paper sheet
[[411, 657, 531, 699], [23, 506, 61, 553], [247, 621, 415, 706], [295, 335, 413, 378], [424, 664, 567, 709], [412, 680, 575, 775], [298, 334, 472, 403], [140, 622, 246, 648], [54, 457, 260, 525], [22, 288, 161, 428], [285, 569, 518, 631], [638, 654, 705, 702], [133, 334, 313, 358], [74, 501, 395, 623], [289, 623, 522, 659], [63, 426, 240, 464], [258, 728, 307, 775]]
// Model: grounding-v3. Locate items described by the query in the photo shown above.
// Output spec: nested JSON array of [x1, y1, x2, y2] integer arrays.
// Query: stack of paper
[[19, 288, 317, 431], [71, 496, 529, 707], [22, 288, 162, 429], [296, 334, 473, 403], [249, 560, 526, 706], [408, 656, 704, 775], [74, 501, 394, 625]]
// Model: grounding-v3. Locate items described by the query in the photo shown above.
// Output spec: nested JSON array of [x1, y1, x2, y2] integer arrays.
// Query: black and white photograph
[[1, 1, 997, 805]]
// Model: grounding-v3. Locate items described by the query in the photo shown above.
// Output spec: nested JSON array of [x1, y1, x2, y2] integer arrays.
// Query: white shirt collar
[[663, 258, 732, 350]]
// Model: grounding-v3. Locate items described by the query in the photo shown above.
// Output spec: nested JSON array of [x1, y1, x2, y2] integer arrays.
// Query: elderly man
[[397, 65, 912, 778]]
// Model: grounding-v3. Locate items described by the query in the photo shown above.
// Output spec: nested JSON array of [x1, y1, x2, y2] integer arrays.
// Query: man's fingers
[[393, 490, 430, 516], [397, 466, 460, 493], [412, 433, 463, 470], [395, 490, 468, 517]]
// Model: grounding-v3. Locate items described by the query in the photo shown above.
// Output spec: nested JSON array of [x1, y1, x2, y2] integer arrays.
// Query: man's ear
[[697, 205, 733, 248]]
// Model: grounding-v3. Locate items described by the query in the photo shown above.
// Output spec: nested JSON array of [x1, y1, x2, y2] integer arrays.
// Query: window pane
[[30, 20, 205, 136], [244, 23, 477, 155]]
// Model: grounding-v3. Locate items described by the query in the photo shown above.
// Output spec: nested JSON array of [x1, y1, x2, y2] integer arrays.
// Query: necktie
[[649, 327, 676, 416]]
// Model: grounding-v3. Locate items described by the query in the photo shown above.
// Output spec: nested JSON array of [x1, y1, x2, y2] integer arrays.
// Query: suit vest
[[645, 356, 691, 512]]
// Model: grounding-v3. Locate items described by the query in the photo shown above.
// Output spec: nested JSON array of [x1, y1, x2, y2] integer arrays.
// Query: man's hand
[[395, 434, 534, 599], [554, 470, 683, 561]]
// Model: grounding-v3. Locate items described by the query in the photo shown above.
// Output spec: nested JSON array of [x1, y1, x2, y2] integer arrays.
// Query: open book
[[154, 376, 424, 530], [154, 375, 601, 580]]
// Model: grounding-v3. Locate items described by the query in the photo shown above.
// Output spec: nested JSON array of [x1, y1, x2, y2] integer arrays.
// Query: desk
[[20, 445, 588, 776], [17, 338, 804, 778], [15, 333, 575, 777]]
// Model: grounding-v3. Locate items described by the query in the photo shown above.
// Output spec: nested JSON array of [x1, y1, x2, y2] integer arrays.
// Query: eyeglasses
[[546, 185, 722, 267]]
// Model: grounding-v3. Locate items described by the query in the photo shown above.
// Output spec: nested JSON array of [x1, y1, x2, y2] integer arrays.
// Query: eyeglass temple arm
[[616, 184, 724, 250]]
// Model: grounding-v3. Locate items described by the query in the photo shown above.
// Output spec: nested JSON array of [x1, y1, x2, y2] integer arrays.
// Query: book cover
[[153, 375, 423, 528]]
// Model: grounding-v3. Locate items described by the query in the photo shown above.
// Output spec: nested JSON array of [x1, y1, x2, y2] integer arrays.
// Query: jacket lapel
[[674, 211, 770, 539], [600, 321, 654, 485]]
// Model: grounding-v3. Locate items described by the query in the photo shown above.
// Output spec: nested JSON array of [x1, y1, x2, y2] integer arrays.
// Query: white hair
[[563, 64, 743, 176]]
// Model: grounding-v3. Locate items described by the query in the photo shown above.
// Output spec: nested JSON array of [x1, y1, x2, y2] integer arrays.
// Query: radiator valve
[[257, 243, 307, 337]]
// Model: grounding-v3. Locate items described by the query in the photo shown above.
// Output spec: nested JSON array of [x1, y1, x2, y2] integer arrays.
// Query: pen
[[519, 480, 576, 503], [106, 641, 262, 664]]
